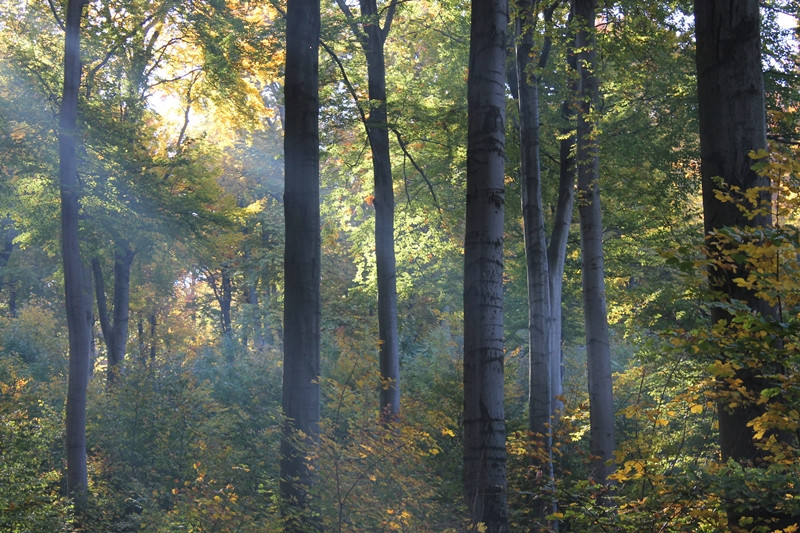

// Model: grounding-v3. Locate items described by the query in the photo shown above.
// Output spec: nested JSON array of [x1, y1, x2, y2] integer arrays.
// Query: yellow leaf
[[690, 404, 704, 414]]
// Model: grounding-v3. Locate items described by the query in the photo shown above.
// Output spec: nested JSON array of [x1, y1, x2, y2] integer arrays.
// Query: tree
[[574, 0, 615, 489], [92, 244, 136, 383], [334, 0, 402, 421], [280, 0, 321, 529], [548, 6, 578, 424], [463, 1, 509, 530], [59, 0, 91, 508], [0, 218, 18, 317], [513, 0, 560, 525], [694, 0, 789, 527]]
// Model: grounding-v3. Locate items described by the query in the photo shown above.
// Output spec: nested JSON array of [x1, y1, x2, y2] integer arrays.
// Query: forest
[[0, 0, 799, 531]]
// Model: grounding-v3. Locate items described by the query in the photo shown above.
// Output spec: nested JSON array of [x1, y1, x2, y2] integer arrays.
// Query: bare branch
[[319, 40, 368, 126], [45, 0, 65, 32], [767, 134, 800, 146], [335, 0, 368, 43], [335, 0, 356, 20], [391, 128, 440, 211], [537, 0, 562, 70], [381, 0, 400, 40]]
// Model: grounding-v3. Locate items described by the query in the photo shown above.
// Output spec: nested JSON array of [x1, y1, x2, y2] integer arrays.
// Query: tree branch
[[91, 258, 112, 342], [319, 40, 368, 126], [391, 128, 440, 211], [381, 0, 400, 40], [45, 0, 65, 32], [335, 0, 368, 43], [537, 0, 562, 70]]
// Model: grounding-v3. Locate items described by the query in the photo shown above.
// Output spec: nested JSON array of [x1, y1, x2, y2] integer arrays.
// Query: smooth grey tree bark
[[463, 1, 509, 531], [548, 17, 579, 422], [694, 1, 788, 527], [574, 0, 616, 490], [335, 0, 401, 421], [280, 0, 321, 529], [514, 0, 558, 526], [92, 244, 136, 384], [59, 0, 91, 509], [517, 0, 552, 446]]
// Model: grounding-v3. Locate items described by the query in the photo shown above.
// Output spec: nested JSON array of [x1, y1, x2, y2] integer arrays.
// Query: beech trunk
[[280, 0, 321, 529], [335, 0, 402, 420], [694, 1, 786, 527], [548, 26, 579, 420], [0, 219, 17, 317], [60, 0, 90, 508], [514, 0, 556, 525], [92, 245, 135, 383], [361, 0, 401, 420], [463, 1, 509, 530], [574, 0, 616, 489]]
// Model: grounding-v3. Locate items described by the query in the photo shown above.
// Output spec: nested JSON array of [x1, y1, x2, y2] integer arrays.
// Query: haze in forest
[[0, 1, 799, 532]]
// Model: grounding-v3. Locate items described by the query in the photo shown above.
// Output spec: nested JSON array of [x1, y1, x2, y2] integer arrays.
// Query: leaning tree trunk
[[463, 1, 509, 531], [280, 0, 321, 530], [548, 20, 579, 422], [694, 1, 786, 527], [60, 0, 91, 509], [574, 0, 616, 490]]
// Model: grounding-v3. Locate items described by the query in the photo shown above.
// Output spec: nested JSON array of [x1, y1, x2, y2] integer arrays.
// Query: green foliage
[[0, 358, 70, 532], [0, 305, 67, 381]]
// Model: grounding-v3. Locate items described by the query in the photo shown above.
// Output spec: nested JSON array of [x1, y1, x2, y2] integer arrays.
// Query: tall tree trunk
[[335, 0, 401, 421], [59, 0, 90, 508], [281, 0, 321, 529], [92, 244, 135, 384], [694, 1, 786, 527], [463, 1, 509, 530], [362, 0, 401, 422], [249, 284, 263, 346], [574, 0, 616, 489], [548, 23, 579, 422], [515, 0, 555, 526]]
